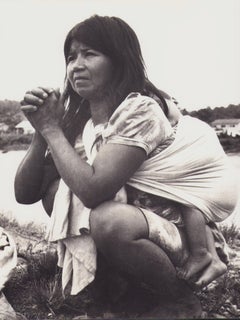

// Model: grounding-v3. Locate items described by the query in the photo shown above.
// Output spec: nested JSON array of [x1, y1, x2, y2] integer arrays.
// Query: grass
[[1, 213, 240, 319], [0, 213, 46, 240], [197, 223, 240, 318], [220, 223, 240, 245]]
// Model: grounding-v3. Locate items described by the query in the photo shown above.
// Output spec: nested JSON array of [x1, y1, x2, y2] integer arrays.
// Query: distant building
[[15, 120, 34, 134], [211, 119, 240, 137]]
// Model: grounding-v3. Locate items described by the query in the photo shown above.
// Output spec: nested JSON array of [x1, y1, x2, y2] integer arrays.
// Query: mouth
[[73, 74, 89, 82], [73, 78, 89, 87]]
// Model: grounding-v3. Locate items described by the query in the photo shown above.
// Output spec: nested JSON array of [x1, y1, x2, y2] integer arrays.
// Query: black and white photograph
[[0, 0, 240, 319]]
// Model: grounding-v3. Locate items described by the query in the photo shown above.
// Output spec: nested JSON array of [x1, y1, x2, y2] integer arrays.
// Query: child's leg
[[113, 186, 127, 204], [177, 207, 212, 280], [195, 225, 227, 288]]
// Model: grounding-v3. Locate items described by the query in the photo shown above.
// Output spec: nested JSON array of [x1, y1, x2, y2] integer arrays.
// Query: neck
[[89, 96, 115, 126]]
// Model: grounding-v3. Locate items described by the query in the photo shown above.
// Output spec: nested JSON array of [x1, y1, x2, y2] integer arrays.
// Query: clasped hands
[[20, 87, 65, 134]]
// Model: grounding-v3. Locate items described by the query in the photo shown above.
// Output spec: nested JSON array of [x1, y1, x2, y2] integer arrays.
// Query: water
[[0, 150, 49, 226], [0, 150, 239, 227]]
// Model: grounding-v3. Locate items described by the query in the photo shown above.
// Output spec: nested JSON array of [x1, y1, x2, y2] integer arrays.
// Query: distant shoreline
[[1, 138, 240, 154], [1, 144, 29, 153], [2, 147, 240, 155]]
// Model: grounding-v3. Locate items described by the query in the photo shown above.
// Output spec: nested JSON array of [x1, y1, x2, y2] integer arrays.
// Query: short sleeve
[[102, 93, 173, 155]]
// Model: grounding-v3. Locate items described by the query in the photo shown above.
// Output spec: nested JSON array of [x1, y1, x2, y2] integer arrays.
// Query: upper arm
[[40, 161, 60, 215], [91, 142, 147, 201], [86, 94, 173, 206], [42, 177, 60, 216], [39, 160, 59, 199]]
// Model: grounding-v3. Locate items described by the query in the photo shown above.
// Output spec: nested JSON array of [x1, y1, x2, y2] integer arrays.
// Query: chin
[[74, 88, 92, 100]]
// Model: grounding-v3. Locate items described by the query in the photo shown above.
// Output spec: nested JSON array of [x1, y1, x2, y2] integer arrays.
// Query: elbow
[[73, 178, 118, 208], [14, 189, 27, 204], [15, 194, 39, 205], [14, 187, 40, 205], [80, 196, 101, 209], [79, 189, 114, 209], [14, 180, 40, 205]]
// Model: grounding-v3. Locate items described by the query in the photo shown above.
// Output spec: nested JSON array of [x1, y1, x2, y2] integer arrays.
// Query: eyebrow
[[68, 45, 92, 56]]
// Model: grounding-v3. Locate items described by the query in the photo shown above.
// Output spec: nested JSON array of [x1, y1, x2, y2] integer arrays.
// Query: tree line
[[182, 104, 240, 124], [0, 100, 240, 130], [0, 100, 22, 129]]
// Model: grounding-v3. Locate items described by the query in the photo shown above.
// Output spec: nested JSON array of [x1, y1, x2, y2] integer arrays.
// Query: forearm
[[42, 127, 111, 208], [14, 132, 48, 203]]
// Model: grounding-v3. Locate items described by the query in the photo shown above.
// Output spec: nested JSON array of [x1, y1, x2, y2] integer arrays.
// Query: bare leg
[[90, 201, 202, 319], [195, 226, 227, 288], [177, 207, 212, 281]]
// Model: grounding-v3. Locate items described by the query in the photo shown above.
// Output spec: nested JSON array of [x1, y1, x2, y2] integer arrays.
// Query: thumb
[[50, 88, 65, 112], [54, 87, 61, 99], [59, 86, 69, 113], [53, 87, 66, 108], [57, 91, 66, 125], [60, 85, 68, 104]]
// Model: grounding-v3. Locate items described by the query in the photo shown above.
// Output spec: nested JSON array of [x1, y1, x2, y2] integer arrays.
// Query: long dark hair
[[61, 15, 169, 144]]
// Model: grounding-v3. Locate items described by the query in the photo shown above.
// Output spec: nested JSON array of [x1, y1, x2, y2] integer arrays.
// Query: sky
[[0, 0, 239, 110]]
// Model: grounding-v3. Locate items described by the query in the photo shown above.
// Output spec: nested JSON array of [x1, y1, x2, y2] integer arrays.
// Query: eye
[[85, 50, 97, 57], [67, 55, 75, 64]]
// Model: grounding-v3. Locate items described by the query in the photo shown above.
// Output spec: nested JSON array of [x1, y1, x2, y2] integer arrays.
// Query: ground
[[1, 218, 240, 319]]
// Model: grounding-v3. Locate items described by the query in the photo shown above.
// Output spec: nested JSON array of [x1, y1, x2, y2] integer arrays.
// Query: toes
[[194, 279, 206, 289], [176, 267, 183, 278], [176, 267, 188, 280]]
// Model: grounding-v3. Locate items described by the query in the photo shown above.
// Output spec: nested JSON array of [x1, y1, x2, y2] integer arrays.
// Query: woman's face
[[66, 40, 114, 101]]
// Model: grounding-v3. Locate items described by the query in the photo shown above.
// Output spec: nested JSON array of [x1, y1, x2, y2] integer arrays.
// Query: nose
[[72, 54, 85, 71]]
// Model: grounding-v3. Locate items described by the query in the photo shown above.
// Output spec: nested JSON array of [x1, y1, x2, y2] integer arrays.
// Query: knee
[[89, 201, 125, 246], [89, 201, 147, 250]]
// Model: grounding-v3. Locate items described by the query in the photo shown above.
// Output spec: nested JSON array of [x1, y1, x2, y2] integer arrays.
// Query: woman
[[14, 15, 231, 318]]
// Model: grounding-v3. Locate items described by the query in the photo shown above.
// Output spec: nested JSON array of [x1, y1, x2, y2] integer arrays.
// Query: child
[[126, 93, 238, 287], [177, 206, 228, 287]]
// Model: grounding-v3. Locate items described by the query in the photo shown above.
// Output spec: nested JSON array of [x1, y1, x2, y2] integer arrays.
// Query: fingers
[[21, 105, 38, 113], [22, 87, 55, 107], [23, 92, 45, 106], [20, 87, 63, 119], [38, 86, 55, 95], [30, 86, 55, 99]]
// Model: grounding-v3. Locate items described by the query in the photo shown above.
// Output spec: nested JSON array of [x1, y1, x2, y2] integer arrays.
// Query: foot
[[194, 258, 227, 289], [142, 294, 203, 319], [177, 251, 212, 281]]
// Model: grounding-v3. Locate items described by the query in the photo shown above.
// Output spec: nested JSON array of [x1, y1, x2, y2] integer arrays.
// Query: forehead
[[68, 41, 91, 54]]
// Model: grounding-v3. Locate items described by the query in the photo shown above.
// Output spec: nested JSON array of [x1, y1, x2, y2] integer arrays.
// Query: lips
[[73, 74, 89, 81]]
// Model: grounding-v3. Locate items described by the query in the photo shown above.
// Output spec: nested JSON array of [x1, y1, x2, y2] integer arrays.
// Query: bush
[[218, 135, 240, 152], [0, 132, 32, 150], [220, 223, 240, 246], [0, 213, 45, 239]]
